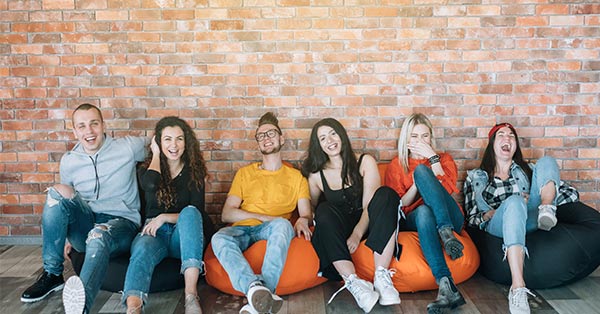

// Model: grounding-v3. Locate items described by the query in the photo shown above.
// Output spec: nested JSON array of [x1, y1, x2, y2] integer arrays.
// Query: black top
[[139, 166, 205, 218], [318, 155, 365, 213], [138, 166, 214, 242]]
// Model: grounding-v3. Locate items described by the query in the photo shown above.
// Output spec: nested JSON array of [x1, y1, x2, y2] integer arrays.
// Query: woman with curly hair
[[122, 116, 214, 314]]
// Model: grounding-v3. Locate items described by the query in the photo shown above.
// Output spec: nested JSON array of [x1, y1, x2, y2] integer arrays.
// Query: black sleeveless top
[[318, 154, 365, 214]]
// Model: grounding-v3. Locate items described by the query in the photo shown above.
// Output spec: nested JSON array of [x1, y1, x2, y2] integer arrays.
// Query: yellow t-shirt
[[228, 163, 310, 227]]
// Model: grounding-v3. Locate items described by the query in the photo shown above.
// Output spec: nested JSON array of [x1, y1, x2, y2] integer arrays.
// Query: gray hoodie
[[60, 135, 148, 227]]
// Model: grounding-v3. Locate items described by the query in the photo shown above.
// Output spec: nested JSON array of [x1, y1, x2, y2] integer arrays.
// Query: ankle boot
[[427, 277, 466, 314], [438, 227, 464, 260]]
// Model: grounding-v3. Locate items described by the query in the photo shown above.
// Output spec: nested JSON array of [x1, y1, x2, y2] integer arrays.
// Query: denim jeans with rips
[[42, 187, 138, 312]]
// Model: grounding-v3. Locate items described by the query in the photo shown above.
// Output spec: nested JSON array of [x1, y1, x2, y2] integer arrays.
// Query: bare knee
[[86, 224, 109, 245], [53, 184, 75, 199]]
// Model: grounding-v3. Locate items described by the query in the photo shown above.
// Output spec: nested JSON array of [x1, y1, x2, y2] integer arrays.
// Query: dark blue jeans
[[404, 165, 464, 282]]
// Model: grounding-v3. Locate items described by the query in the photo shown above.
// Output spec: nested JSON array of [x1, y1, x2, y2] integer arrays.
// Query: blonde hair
[[397, 113, 435, 172]]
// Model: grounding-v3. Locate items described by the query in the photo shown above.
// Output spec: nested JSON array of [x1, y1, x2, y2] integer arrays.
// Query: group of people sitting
[[20, 103, 587, 314]]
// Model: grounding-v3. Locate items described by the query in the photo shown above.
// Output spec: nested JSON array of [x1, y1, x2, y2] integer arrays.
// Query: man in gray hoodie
[[20, 103, 148, 314]]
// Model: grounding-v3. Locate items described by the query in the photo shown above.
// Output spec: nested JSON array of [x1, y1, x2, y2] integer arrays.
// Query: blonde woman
[[385, 113, 466, 314]]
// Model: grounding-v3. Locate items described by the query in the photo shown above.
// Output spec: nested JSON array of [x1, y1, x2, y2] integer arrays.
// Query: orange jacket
[[384, 153, 461, 215]]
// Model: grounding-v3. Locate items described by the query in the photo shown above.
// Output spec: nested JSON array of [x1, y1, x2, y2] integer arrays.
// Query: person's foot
[[62, 276, 86, 314], [373, 266, 400, 306], [537, 204, 557, 231], [508, 287, 535, 314], [426, 276, 466, 314], [239, 304, 258, 314], [245, 281, 283, 314], [438, 227, 464, 260], [184, 294, 202, 314], [21, 271, 64, 303], [328, 274, 379, 313]]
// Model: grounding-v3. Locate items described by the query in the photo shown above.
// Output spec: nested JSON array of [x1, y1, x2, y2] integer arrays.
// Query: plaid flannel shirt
[[465, 163, 579, 229]]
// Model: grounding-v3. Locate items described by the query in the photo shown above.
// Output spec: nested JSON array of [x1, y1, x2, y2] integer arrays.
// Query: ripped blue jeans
[[42, 187, 137, 312], [122, 206, 205, 305], [485, 156, 561, 253]]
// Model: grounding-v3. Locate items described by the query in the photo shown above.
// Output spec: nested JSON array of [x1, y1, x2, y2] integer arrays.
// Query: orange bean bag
[[204, 236, 327, 296], [352, 230, 479, 292], [350, 163, 480, 292]]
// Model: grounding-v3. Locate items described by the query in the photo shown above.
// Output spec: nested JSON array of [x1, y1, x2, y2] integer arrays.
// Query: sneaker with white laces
[[328, 274, 379, 313], [537, 204, 557, 231], [508, 287, 535, 314], [245, 281, 283, 314], [373, 266, 400, 306], [62, 276, 86, 314], [184, 293, 202, 314]]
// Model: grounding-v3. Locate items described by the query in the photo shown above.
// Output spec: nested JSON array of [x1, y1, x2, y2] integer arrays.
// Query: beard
[[260, 143, 282, 155]]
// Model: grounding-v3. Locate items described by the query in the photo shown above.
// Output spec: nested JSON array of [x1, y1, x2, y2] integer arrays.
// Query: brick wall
[[1, 0, 599, 237]]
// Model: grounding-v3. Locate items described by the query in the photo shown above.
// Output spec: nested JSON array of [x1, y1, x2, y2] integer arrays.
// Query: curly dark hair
[[301, 118, 362, 200], [144, 116, 207, 210]]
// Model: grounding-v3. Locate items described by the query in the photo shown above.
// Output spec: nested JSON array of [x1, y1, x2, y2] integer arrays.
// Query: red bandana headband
[[488, 122, 515, 139]]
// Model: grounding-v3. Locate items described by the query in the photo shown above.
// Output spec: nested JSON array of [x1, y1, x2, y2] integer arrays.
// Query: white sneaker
[[328, 274, 379, 313], [62, 276, 85, 314], [537, 204, 557, 231], [508, 287, 535, 314], [239, 304, 258, 314], [245, 282, 283, 314], [373, 266, 400, 306]]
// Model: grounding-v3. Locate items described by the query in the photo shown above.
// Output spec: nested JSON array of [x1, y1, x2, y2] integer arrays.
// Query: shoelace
[[327, 280, 351, 304], [510, 287, 536, 308], [328, 275, 370, 305], [376, 268, 396, 289]]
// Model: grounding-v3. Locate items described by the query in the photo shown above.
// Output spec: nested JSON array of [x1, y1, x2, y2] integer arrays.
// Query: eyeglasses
[[255, 128, 281, 141]]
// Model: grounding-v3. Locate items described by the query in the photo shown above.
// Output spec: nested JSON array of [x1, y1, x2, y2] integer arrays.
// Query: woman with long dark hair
[[122, 116, 214, 314], [464, 123, 578, 314], [302, 118, 402, 313], [385, 113, 466, 314]]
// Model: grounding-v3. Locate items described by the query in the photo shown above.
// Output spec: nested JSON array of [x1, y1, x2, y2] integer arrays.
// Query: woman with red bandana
[[464, 123, 579, 314]]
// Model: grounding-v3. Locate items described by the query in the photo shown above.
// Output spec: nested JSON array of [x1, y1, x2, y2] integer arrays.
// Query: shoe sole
[[427, 294, 466, 314], [271, 297, 283, 314], [538, 215, 557, 231], [249, 288, 273, 313], [20, 283, 65, 303], [62, 277, 86, 314], [379, 297, 401, 306], [444, 239, 464, 260]]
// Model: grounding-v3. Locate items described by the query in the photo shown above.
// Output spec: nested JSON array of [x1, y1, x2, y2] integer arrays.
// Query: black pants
[[311, 186, 402, 280]]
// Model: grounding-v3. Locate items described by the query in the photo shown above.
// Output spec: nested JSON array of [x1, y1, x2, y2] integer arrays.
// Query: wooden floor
[[1, 245, 599, 314]]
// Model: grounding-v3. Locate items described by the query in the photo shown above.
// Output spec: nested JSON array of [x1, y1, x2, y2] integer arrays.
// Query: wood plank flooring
[[1, 245, 598, 314]]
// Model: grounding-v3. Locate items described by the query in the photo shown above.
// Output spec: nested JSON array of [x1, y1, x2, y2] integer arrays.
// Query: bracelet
[[428, 154, 440, 165]]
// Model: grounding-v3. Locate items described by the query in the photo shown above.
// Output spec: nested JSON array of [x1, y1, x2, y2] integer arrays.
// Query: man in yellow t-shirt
[[211, 112, 312, 314]]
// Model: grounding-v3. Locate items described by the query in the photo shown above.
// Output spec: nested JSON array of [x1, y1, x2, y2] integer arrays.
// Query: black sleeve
[[139, 167, 161, 192]]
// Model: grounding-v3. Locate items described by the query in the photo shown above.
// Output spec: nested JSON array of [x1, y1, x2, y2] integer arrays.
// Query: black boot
[[438, 227, 464, 260], [427, 276, 466, 314]]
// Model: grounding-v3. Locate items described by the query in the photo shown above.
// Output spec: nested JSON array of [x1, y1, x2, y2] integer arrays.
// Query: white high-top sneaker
[[373, 266, 400, 306], [328, 274, 379, 313]]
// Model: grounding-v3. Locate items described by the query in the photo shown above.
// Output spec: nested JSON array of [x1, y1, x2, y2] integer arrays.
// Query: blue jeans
[[211, 218, 294, 294], [486, 156, 561, 250], [405, 165, 464, 281], [41, 187, 137, 311], [122, 206, 205, 305]]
